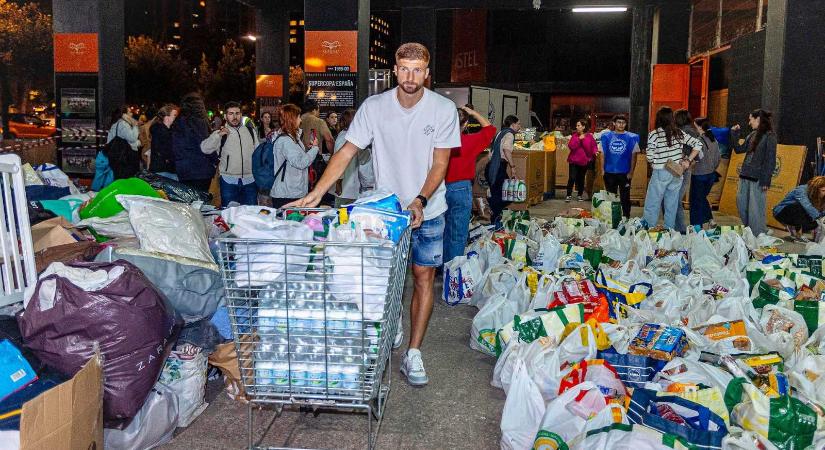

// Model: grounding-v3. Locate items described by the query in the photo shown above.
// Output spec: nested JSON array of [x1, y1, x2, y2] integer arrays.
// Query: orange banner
[[304, 31, 358, 73], [54, 33, 99, 73], [256, 74, 283, 98]]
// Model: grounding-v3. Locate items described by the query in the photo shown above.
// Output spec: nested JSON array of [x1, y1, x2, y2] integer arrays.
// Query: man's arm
[[200, 130, 222, 154], [285, 140, 359, 207], [407, 147, 450, 228]]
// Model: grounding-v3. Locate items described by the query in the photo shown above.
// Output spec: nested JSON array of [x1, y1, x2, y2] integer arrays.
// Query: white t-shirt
[[346, 87, 461, 220]]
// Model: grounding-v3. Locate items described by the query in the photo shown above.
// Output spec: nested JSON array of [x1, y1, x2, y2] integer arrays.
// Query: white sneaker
[[400, 349, 428, 386]]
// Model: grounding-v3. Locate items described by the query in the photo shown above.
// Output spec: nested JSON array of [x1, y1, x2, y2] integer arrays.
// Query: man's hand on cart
[[285, 190, 323, 208], [407, 198, 424, 229]]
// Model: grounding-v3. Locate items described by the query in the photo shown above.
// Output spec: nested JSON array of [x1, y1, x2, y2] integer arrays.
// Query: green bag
[[793, 300, 825, 335], [79, 178, 160, 220], [591, 190, 622, 229]]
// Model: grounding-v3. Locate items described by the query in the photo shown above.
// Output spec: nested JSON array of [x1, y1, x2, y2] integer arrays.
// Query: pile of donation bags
[[2, 166, 227, 449], [2, 164, 409, 449], [446, 197, 825, 450]]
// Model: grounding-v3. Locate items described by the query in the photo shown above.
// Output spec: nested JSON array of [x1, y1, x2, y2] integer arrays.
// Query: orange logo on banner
[[54, 33, 99, 73], [305, 31, 358, 73], [256, 74, 283, 98]]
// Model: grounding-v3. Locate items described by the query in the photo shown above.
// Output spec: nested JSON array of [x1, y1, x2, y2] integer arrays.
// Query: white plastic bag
[[535, 233, 563, 273], [34, 163, 81, 195], [530, 323, 598, 401], [77, 211, 136, 238], [221, 205, 315, 287], [470, 292, 518, 356], [118, 195, 216, 268], [601, 229, 632, 262], [159, 347, 208, 427], [103, 381, 180, 450], [500, 358, 546, 450], [471, 263, 519, 309], [442, 254, 485, 306], [534, 383, 623, 449]]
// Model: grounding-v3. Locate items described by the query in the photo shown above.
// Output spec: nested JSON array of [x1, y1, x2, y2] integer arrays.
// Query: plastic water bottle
[[272, 362, 289, 389], [366, 323, 380, 357], [327, 363, 344, 391], [306, 357, 327, 389], [345, 311, 362, 338], [341, 365, 361, 391], [502, 179, 511, 201], [256, 361, 275, 390], [290, 362, 307, 387], [517, 181, 527, 202]]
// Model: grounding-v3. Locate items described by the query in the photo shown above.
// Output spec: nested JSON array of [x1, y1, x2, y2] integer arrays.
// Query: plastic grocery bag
[[470, 292, 519, 356], [471, 263, 519, 309], [159, 346, 208, 427], [592, 190, 623, 229], [558, 359, 627, 399], [627, 388, 728, 450], [442, 254, 485, 306], [533, 381, 618, 448], [496, 304, 586, 353], [535, 233, 562, 273], [34, 163, 81, 195], [601, 229, 633, 262], [500, 358, 545, 450], [572, 423, 697, 449], [117, 195, 217, 268], [103, 382, 180, 450], [597, 348, 666, 389], [18, 260, 178, 424], [728, 380, 819, 450], [221, 206, 315, 287], [466, 238, 503, 273], [529, 322, 598, 401]]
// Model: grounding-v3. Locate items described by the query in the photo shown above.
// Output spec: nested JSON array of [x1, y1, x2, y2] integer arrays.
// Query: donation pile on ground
[[1, 160, 409, 449], [447, 191, 825, 450]]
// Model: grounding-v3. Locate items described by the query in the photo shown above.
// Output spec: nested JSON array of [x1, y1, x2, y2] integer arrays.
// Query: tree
[[0, 0, 52, 138], [200, 39, 255, 110], [124, 35, 194, 108]]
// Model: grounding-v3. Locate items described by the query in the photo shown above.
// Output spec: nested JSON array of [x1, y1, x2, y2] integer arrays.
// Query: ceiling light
[[572, 6, 628, 13]]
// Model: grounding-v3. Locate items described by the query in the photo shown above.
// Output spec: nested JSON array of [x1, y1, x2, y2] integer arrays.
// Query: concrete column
[[628, 4, 655, 145], [255, 2, 290, 101], [400, 7, 437, 79], [763, 0, 825, 180], [654, 0, 690, 65], [53, 0, 125, 122]]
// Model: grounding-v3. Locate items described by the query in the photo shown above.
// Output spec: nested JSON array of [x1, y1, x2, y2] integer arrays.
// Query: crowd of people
[[87, 40, 825, 387]]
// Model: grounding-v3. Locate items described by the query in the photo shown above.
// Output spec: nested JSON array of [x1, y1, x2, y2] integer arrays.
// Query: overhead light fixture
[[244, 34, 257, 41], [572, 6, 628, 13]]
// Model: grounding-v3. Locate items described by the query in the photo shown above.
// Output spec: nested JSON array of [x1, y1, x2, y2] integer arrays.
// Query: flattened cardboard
[[20, 351, 103, 450], [30, 217, 77, 253]]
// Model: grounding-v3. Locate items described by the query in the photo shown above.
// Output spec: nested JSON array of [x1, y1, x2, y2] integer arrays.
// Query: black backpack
[[104, 121, 141, 180]]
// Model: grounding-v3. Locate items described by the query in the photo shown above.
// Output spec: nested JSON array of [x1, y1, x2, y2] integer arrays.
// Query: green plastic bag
[[79, 178, 160, 220], [38, 198, 83, 223]]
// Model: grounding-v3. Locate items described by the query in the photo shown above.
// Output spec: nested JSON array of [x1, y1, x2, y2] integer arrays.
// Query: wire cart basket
[[217, 209, 411, 450]]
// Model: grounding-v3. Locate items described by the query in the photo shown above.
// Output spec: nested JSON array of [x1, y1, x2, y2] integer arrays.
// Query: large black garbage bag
[[18, 260, 178, 424], [137, 170, 212, 203]]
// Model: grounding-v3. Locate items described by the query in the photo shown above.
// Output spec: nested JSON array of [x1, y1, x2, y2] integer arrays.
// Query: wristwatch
[[416, 195, 428, 207]]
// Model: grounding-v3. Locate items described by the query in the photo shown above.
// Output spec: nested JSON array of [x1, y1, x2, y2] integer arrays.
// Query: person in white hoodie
[[200, 101, 259, 206], [269, 103, 319, 208]]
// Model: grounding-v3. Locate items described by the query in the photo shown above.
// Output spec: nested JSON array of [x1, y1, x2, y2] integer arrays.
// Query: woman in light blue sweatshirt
[[773, 176, 825, 242]]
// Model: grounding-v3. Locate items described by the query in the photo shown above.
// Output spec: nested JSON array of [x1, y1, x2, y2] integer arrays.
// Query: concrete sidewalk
[[160, 198, 797, 450]]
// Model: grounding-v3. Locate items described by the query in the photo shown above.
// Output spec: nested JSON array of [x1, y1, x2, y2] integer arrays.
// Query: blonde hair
[[395, 43, 430, 64]]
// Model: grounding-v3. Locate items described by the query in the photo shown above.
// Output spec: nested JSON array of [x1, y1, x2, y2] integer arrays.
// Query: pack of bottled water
[[252, 281, 383, 396]]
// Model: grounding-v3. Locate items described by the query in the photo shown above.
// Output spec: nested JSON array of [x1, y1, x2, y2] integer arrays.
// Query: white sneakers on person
[[400, 349, 428, 386]]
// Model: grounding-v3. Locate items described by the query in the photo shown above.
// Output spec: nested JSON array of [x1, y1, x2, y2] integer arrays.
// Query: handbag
[[665, 159, 685, 177]]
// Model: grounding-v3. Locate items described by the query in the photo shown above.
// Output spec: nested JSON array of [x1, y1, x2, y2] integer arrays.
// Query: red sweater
[[445, 125, 497, 183], [568, 133, 597, 166]]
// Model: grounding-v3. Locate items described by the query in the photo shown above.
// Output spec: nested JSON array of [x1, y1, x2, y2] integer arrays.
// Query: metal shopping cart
[[217, 209, 411, 450]]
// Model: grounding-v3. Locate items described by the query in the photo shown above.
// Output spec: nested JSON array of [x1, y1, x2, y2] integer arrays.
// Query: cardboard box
[[19, 351, 103, 450], [718, 144, 807, 229], [30, 217, 77, 253], [544, 151, 556, 195], [629, 153, 649, 203]]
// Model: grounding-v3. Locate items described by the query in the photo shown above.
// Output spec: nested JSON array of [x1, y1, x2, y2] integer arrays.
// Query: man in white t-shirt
[[288, 43, 461, 386]]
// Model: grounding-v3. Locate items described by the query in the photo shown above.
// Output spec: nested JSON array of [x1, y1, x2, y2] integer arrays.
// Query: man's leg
[[617, 174, 632, 218], [219, 178, 239, 208], [409, 264, 436, 349], [400, 214, 444, 386]]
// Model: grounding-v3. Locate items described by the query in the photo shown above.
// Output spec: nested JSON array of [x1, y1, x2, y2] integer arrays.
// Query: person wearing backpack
[[200, 101, 259, 207], [172, 93, 216, 193], [92, 106, 141, 190], [269, 104, 320, 208]]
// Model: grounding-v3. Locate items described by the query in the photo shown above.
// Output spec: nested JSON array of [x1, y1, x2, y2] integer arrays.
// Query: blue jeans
[[412, 214, 445, 267], [219, 178, 258, 207], [643, 168, 683, 229], [689, 173, 716, 226], [443, 180, 473, 264]]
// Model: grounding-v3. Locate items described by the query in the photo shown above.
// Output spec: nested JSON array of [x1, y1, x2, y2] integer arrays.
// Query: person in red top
[[566, 118, 598, 202], [443, 105, 496, 263]]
